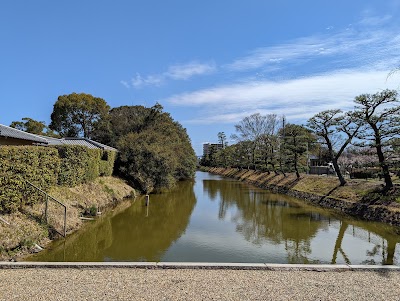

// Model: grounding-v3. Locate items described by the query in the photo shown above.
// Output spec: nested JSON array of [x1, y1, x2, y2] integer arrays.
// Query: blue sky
[[1, 1, 400, 155]]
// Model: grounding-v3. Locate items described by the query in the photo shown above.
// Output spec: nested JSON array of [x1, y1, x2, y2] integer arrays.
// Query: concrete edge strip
[[0, 262, 399, 271]]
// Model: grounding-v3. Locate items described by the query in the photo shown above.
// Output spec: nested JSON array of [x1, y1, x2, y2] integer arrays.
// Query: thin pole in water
[[145, 195, 150, 206]]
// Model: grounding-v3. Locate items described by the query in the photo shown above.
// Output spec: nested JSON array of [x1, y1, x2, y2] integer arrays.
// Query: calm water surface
[[29, 171, 400, 264]]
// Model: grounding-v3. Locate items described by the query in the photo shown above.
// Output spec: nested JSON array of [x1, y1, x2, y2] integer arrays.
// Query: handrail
[[1, 176, 68, 237], [25, 180, 47, 196], [24, 180, 67, 237]]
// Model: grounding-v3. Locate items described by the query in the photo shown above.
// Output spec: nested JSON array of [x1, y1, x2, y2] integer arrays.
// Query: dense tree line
[[10, 94, 197, 194], [202, 89, 400, 190], [93, 104, 197, 193]]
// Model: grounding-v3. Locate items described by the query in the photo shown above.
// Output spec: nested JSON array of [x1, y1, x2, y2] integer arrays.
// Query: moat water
[[28, 171, 400, 264]]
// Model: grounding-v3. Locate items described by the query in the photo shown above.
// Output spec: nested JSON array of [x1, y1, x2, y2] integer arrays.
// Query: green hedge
[[0, 145, 116, 213], [99, 151, 116, 177], [0, 146, 60, 213], [56, 146, 101, 186]]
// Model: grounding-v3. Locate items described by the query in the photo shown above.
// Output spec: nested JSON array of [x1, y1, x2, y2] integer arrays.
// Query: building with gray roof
[[0, 124, 117, 151], [45, 137, 117, 152], [0, 124, 48, 145]]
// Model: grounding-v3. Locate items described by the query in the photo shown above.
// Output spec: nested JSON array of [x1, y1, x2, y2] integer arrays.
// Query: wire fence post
[[63, 206, 67, 238], [25, 180, 67, 238], [45, 195, 48, 223]]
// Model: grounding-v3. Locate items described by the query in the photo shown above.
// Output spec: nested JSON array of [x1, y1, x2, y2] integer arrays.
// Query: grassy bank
[[0, 176, 135, 261], [204, 167, 400, 226]]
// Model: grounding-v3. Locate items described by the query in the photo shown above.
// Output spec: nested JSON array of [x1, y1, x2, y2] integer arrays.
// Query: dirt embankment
[[0, 177, 136, 261], [205, 167, 400, 226]]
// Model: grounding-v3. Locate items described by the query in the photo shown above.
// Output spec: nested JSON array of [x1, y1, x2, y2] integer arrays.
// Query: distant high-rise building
[[203, 143, 223, 157]]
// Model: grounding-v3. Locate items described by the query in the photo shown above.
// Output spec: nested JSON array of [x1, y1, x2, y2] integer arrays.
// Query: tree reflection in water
[[28, 172, 400, 264], [30, 180, 197, 262], [203, 177, 400, 265], [105, 180, 197, 261]]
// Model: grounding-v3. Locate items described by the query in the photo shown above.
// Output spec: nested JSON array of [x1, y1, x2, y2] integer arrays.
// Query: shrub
[[56, 146, 116, 185], [0, 146, 60, 213], [0, 145, 117, 213], [99, 151, 116, 176]]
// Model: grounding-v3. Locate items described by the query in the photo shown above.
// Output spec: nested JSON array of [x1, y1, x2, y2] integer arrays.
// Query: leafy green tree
[[95, 104, 196, 193], [117, 131, 178, 193], [10, 118, 46, 135], [217, 132, 227, 148], [307, 110, 361, 186], [50, 93, 110, 138], [283, 124, 312, 179], [214, 145, 236, 167], [353, 89, 400, 190], [10, 117, 58, 137], [259, 133, 279, 174], [257, 114, 279, 173], [93, 104, 161, 146], [234, 140, 253, 169]]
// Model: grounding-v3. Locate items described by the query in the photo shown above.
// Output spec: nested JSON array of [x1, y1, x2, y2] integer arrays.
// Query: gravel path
[[1, 268, 400, 300]]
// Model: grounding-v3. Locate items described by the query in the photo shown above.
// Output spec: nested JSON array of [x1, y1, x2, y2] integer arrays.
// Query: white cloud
[[161, 13, 400, 125], [165, 68, 400, 124], [358, 13, 392, 27], [226, 27, 400, 72], [130, 73, 163, 88], [120, 80, 130, 89], [166, 62, 216, 80], [121, 62, 216, 89]]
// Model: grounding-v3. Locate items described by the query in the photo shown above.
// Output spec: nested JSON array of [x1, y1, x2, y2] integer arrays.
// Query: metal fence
[[25, 181, 67, 237]]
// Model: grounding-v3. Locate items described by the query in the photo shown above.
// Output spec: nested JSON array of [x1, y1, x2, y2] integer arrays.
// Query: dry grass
[[0, 212, 49, 260], [0, 176, 135, 260], [207, 167, 386, 204], [292, 175, 382, 202]]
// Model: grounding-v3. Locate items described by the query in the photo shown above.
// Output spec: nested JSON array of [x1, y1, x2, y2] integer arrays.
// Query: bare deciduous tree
[[232, 113, 271, 169]]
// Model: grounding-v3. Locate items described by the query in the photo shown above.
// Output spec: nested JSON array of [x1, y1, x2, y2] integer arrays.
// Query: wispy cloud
[[120, 80, 130, 89], [359, 11, 392, 27], [161, 13, 400, 125], [130, 73, 163, 88], [121, 61, 216, 88], [165, 68, 399, 124], [225, 23, 399, 73], [166, 62, 216, 80]]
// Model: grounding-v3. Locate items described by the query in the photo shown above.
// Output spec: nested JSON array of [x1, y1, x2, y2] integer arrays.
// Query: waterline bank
[[27, 171, 400, 265], [0, 176, 136, 261], [205, 167, 400, 226]]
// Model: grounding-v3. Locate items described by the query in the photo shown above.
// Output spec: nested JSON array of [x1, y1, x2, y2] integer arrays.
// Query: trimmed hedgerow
[[0, 146, 60, 213], [0, 145, 116, 213], [99, 150, 116, 177], [56, 146, 101, 186]]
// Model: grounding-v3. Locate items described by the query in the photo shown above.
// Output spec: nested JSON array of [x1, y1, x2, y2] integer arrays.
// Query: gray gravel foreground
[[1, 269, 400, 301]]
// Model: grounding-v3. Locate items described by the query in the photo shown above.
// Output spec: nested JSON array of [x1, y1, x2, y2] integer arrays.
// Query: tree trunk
[[264, 156, 270, 174], [252, 146, 256, 170], [294, 152, 300, 179], [372, 128, 393, 189], [377, 146, 393, 189], [279, 160, 286, 177], [332, 157, 346, 186]]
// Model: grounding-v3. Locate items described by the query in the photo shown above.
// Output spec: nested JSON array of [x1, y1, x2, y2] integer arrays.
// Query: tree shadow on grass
[[319, 185, 340, 202]]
